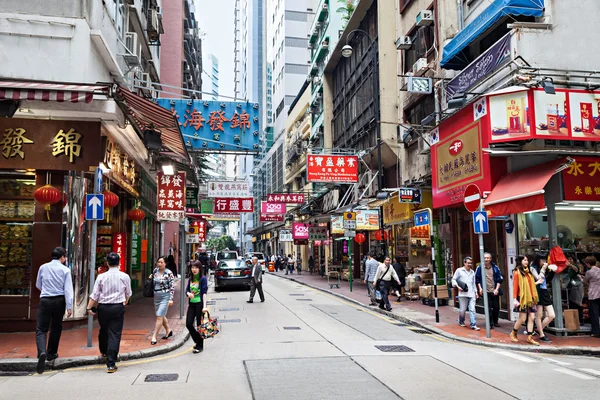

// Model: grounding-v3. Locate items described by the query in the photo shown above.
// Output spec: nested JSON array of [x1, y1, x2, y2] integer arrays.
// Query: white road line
[[492, 350, 538, 363], [545, 358, 572, 366], [554, 368, 596, 380], [579, 368, 600, 377]]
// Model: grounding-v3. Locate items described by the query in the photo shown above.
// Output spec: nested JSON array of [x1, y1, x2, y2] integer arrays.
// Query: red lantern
[[102, 190, 119, 222], [127, 208, 146, 223], [354, 233, 366, 244], [374, 230, 388, 241], [34, 185, 62, 220]]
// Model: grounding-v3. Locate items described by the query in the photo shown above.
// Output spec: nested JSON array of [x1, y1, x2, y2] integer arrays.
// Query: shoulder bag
[[375, 265, 390, 290], [143, 272, 154, 298]]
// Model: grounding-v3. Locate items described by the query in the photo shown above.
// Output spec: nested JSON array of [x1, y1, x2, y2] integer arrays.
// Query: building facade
[[202, 54, 219, 100]]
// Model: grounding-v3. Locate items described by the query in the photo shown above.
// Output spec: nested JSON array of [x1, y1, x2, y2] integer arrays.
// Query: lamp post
[[342, 30, 386, 257]]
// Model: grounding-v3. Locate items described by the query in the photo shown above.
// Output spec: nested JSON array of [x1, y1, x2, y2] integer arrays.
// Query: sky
[[195, 0, 236, 99]]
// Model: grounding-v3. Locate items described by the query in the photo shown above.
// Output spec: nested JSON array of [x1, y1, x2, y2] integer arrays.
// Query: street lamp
[[342, 29, 387, 258]]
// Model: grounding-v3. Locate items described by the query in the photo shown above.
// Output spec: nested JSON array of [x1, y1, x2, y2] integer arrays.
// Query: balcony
[[317, 0, 330, 22]]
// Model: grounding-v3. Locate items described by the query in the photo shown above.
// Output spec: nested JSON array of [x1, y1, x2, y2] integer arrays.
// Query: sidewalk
[[270, 269, 600, 356], [0, 280, 190, 372]]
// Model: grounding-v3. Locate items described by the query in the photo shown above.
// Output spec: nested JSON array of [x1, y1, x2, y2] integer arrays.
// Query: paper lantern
[[374, 230, 388, 241], [34, 185, 62, 220], [102, 190, 119, 222], [127, 208, 146, 223], [354, 233, 366, 244]]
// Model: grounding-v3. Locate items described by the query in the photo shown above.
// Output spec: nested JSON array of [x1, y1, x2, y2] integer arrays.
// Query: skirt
[[537, 288, 553, 307], [154, 291, 171, 317]]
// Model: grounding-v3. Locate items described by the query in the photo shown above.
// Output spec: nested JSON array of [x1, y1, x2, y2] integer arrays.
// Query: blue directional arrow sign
[[86, 194, 104, 220], [414, 210, 430, 227], [473, 210, 489, 234]]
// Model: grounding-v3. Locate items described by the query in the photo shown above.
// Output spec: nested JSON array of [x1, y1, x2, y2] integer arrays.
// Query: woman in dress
[[186, 261, 208, 353], [150, 256, 175, 345], [530, 252, 556, 343], [510, 255, 540, 345]]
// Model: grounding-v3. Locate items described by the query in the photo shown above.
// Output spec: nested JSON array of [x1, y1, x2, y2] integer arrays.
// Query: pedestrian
[[530, 252, 556, 342], [308, 256, 315, 275], [510, 255, 540, 345], [452, 256, 480, 331], [186, 261, 208, 353], [583, 256, 600, 337], [374, 257, 402, 312], [320, 257, 325, 277], [475, 252, 504, 328], [150, 256, 175, 345], [363, 253, 379, 306], [199, 252, 209, 276], [247, 256, 265, 303], [34, 246, 73, 374], [86, 252, 132, 373], [392, 256, 406, 302], [565, 256, 585, 324], [297, 257, 302, 274], [286, 254, 294, 275], [166, 254, 178, 278]]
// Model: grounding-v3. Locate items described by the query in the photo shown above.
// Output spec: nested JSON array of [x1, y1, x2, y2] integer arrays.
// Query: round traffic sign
[[463, 184, 481, 213]]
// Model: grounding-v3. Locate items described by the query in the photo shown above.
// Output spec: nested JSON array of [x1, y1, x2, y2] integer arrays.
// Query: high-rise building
[[203, 54, 219, 100]]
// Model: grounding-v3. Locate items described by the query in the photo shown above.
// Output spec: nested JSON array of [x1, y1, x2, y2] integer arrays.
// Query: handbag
[[143, 276, 154, 298], [375, 265, 390, 290], [198, 311, 220, 339]]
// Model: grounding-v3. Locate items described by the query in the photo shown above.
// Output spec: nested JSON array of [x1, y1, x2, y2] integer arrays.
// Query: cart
[[327, 265, 342, 289]]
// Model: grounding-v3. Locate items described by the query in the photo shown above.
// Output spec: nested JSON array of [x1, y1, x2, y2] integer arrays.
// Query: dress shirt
[[584, 267, 600, 300], [90, 267, 132, 304], [365, 258, 380, 282], [452, 267, 476, 298], [374, 263, 400, 283], [36, 259, 74, 310]]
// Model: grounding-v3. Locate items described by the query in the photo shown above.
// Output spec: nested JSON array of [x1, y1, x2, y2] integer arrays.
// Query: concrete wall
[[160, 0, 184, 97], [377, 0, 399, 146]]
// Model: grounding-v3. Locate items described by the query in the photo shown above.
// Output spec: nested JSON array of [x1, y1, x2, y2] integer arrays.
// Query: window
[[285, 95, 296, 105], [285, 10, 308, 21], [275, 98, 285, 118], [399, 0, 416, 13], [285, 63, 308, 75], [404, 95, 435, 126], [285, 36, 308, 48], [403, 25, 434, 73]]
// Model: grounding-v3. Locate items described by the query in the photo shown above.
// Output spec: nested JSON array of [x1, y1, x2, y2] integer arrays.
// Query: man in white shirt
[[452, 256, 480, 330], [373, 257, 401, 311], [87, 252, 132, 373], [363, 253, 380, 306]]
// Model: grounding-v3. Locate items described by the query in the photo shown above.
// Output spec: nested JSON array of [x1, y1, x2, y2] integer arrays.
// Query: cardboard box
[[563, 309, 580, 332], [419, 285, 449, 299]]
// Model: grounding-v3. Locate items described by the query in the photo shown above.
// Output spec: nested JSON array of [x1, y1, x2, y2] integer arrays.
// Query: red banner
[[307, 155, 359, 183], [260, 214, 284, 222], [214, 197, 254, 213], [157, 172, 186, 221], [112, 232, 127, 273], [266, 193, 305, 203], [197, 220, 207, 242], [562, 156, 600, 201]]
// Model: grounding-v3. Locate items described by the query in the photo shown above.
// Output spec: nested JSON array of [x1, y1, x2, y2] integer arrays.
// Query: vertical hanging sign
[[112, 232, 128, 273], [157, 171, 186, 221], [130, 224, 141, 271]]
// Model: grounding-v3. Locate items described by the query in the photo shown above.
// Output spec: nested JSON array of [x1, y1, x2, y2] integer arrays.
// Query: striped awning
[[115, 86, 190, 163], [0, 80, 109, 103]]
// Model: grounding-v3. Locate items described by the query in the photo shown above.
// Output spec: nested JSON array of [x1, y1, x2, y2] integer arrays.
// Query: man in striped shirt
[[87, 252, 132, 373]]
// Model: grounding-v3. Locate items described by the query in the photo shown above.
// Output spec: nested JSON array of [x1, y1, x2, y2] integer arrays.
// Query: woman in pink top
[[583, 256, 600, 337]]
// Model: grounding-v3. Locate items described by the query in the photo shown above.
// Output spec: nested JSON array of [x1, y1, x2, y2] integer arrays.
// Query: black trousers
[[590, 298, 600, 335], [97, 303, 125, 367], [36, 295, 66, 358], [249, 278, 264, 301], [487, 293, 500, 324], [186, 303, 205, 349]]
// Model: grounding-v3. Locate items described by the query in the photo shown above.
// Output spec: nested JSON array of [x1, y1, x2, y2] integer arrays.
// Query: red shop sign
[[198, 220, 207, 242], [307, 155, 359, 183], [266, 193, 305, 203], [157, 172, 186, 221], [112, 232, 127, 273], [562, 157, 600, 201], [214, 197, 254, 213], [260, 214, 284, 222]]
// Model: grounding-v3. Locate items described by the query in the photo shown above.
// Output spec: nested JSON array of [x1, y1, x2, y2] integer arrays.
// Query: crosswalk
[[492, 349, 599, 380]]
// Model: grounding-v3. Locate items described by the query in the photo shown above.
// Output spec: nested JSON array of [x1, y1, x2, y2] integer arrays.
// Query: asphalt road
[[1, 275, 599, 399]]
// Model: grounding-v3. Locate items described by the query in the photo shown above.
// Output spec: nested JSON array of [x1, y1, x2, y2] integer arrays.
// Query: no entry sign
[[463, 184, 481, 213]]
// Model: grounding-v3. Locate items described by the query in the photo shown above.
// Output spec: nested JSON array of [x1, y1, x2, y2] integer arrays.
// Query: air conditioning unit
[[400, 72, 412, 89], [150, 9, 160, 32], [416, 10, 434, 26], [123, 32, 141, 67], [322, 41, 329, 49], [412, 58, 428, 76], [313, 76, 321, 85], [395, 36, 412, 50]]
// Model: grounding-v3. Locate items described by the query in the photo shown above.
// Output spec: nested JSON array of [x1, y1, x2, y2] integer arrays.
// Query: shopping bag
[[198, 311, 220, 339], [375, 290, 382, 301]]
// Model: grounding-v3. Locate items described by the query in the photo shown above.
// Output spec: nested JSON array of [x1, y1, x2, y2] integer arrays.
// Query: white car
[[244, 252, 267, 272]]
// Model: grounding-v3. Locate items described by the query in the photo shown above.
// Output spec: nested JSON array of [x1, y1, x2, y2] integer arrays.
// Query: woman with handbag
[[566, 256, 585, 325], [510, 255, 540, 345], [150, 256, 175, 345], [530, 252, 556, 343], [186, 261, 208, 353]]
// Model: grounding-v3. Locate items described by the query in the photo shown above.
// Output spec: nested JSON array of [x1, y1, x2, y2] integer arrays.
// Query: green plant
[[337, 0, 356, 24]]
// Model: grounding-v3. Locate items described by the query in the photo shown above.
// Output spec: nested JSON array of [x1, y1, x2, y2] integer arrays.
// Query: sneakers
[[538, 336, 552, 343], [458, 322, 466, 327], [107, 365, 118, 373], [36, 353, 47, 375], [527, 335, 540, 346], [510, 331, 519, 343], [471, 326, 481, 331]]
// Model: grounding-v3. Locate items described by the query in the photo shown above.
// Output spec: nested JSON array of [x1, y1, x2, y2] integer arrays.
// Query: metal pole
[[371, 40, 386, 258], [87, 168, 101, 347], [349, 240, 353, 292], [180, 223, 186, 319], [478, 208, 491, 337], [430, 209, 439, 323]]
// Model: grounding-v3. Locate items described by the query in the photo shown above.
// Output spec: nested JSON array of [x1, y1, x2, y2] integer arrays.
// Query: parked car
[[244, 252, 267, 272], [214, 259, 251, 291]]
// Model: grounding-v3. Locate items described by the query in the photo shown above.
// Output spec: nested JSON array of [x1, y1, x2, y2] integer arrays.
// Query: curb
[[0, 331, 191, 373], [269, 272, 600, 357]]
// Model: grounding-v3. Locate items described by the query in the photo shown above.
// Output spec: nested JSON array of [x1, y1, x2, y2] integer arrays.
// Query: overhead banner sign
[[157, 99, 260, 152], [266, 193, 305, 203], [279, 230, 293, 242], [260, 214, 284, 222], [292, 223, 309, 239], [157, 171, 186, 221], [185, 187, 199, 209], [308, 226, 328, 241], [214, 197, 254, 213], [307, 155, 359, 183], [207, 180, 250, 198], [398, 188, 422, 203], [261, 201, 286, 214]]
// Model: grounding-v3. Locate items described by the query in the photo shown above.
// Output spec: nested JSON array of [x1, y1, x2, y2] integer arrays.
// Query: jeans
[[366, 281, 376, 305], [379, 281, 391, 310], [458, 296, 477, 327], [97, 303, 125, 368], [590, 298, 600, 335], [186, 302, 204, 349], [249, 278, 264, 302], [487, 293, 500, 324], [35, 295, 66, 358]]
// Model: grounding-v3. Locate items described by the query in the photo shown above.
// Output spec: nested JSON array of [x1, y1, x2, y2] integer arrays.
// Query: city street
[[1, 275, 598, 400]]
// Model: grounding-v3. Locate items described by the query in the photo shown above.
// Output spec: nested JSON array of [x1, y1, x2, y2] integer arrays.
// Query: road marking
[[492, 350, 538, 363], [579, 368, 600, 377], [554, 368, 596, 380], [545, 358, 572, 366]]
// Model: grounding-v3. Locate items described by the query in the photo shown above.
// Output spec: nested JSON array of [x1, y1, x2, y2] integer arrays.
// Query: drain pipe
[[457, 0, 464, 31]]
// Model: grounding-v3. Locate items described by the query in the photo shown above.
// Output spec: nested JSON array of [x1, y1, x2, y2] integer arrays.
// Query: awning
[[483, 158, 564, 216], [0, 80, 109, 103], [440, 0, 545, 70], [115, 86, 190, 163]]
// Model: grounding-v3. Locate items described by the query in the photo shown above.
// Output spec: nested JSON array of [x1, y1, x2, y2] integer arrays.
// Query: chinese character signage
[[157, 172, 186, 221], [308, 226, 328, 241], [398, 188, 422, 203], [207, 180, 251, 198], [307, 155, 359, 183], [214, 197, 254, 213], [130, 224, 141, 271], [562, 157, 600, 201], [186, 187, 199, 209], [0, 128, 32, 159], [200, 199, 213, 214], [157, 99, 260, 152], [292, 223, 309, 239], [112, 232, 127, 273], [280, 230, 293, 242], [103, 136, 139, 197], [260, 214, 284, 222], [198, 220, 207, 242], [383, 191, 433, 225], [261, 201, 286, 215], [266, 193, 305, 203]]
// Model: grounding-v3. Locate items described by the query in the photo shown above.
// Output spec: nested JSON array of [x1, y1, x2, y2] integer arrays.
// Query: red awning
[[115, 86, 190, 163], [484, 159, 566, 216], [0, 80, 108, 103]]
